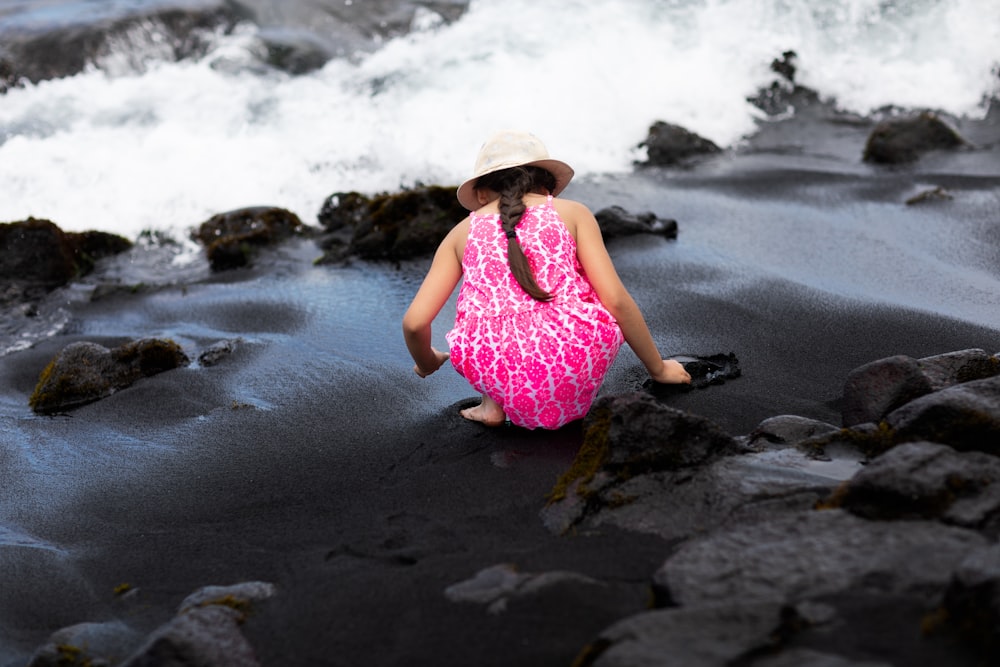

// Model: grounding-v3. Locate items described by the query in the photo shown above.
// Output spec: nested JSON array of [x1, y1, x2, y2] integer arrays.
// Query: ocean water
[[0, 0, 998, 244]]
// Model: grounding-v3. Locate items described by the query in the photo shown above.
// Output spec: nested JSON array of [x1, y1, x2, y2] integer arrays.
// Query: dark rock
[[935, 543, 1000, 657], [543, 393, 744, 534], [841, 349, 998, 428], [253, 27, 335, 74], [0, 218, 132, 305], [747, 415, 840, 450], [198, 338, 242, 366], [653, 509, 987, 607], [444, 563, 601, 614], [572, 600, 786, 667], [669, 352, 741, 390], [0, 0, 250, 85], [887, 375, 1000, 455], [841, 354, 934, 427], [315, 185, 466, 263], [863, 112, 969, 164], [829, 441, 1000, 532], [29, 338, 189, 414], [593, 206, 677, 240], [119, 605, 257, 667], [747, 50, 824, 117], [119, 581, 276, 667], [905, 186, 954, 206], [192, 206, 305, 271], [27, 621, 141, 667], [638, 121, 721, 167]]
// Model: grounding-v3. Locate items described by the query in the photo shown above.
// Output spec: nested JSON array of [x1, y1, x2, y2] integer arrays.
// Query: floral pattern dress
[[446, 196, 623, 429]]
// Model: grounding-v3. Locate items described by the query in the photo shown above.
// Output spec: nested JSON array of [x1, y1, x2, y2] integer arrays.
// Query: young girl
[[403, 130, 690, 429]]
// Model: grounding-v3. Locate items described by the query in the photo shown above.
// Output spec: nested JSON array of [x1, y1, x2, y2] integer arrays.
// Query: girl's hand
[[415, 347, 450, 378], [650, 359, 691, 385]]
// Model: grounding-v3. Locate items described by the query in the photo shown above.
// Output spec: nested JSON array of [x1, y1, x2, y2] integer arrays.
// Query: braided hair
[[474, 165, 558, 302]]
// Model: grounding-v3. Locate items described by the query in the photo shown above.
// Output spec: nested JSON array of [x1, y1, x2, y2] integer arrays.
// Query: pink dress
[[446, 196, 624, 429]]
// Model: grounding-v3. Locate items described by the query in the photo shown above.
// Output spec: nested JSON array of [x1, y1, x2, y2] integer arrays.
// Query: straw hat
[[456, 130, 575, 211]]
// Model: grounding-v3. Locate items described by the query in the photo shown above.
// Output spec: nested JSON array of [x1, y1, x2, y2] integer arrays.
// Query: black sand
[[2, 117, 999, 666]]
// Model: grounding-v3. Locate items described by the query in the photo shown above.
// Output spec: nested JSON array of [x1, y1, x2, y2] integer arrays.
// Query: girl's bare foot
[[461, 395, 506, 427]]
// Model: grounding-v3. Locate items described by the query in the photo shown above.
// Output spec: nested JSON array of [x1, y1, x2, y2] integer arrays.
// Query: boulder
[[828, 441, 1000, 532], [935, 543, 1000, 657], [27, 621, 142, 667], [0, 218, 132, 305], [119, 605, 258, 667], [315, 186, 466, 263], [192, 206, 305, 271], [886, 375, 1000, 455], [29, 338, 189, 414], [653, 509, 986, 607], [572, 601, 786, 667], [841, 349, 999, 427], [862, 112, 969, 164], [638, 121, 721, 167], [747, 415, 840, 450]]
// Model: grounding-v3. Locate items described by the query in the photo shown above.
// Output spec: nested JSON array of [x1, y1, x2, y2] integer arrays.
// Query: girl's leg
[[460, 394, 506, 426]]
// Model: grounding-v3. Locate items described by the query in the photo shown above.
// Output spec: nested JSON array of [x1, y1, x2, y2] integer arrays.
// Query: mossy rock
[[316, 185, 466, 262], [0, 218, 132, 305], [549, 393, 739, 503], [192, 206, 305, 271], [29, 338, 189, 414]]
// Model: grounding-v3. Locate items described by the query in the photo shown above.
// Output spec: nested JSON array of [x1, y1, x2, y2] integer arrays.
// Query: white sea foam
[[0, 0, 997, 241]]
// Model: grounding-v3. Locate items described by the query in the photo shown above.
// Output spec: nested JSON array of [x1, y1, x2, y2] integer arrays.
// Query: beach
[[2, 1, 1000, 665]]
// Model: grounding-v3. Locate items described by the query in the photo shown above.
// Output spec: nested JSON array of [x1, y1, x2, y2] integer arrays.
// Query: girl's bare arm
[[560, 200, 690, 384], [402, 220, 466, 376]]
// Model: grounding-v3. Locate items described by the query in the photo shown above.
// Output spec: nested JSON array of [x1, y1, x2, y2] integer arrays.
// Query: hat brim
[[456, 158, 575, 211]]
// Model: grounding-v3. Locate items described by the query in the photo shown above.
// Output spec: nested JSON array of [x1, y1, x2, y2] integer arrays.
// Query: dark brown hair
[[475, 165, 558, 302]]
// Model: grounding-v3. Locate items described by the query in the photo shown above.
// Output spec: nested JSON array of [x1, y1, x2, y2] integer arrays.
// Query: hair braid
[[475, 166, 556, 302]]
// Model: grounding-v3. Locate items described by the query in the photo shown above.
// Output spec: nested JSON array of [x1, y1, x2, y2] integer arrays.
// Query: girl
[[403, 130, 690, 429]]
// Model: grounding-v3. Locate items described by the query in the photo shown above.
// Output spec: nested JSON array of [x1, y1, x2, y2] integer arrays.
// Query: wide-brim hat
[[456, 130, 575, 211]]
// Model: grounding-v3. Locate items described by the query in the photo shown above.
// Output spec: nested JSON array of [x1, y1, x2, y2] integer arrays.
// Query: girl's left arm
[[402, 220, 466, 377]]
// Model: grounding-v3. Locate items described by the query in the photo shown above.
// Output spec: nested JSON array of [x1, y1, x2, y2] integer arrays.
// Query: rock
[[27, 621, 142, 667], [862, 112, 969, 164], [653, 353, 742, 392], [747, 415, 840, 450], [197, 339, 242, 367], [0, 0, 250, 85], [841, 354, 934, 427], [29, 338, 189, 414], [573, 601, 786, 667], [918, 349, 1000, 391], [0, 218, 132, 305], [886, 375, 1000, 455], [119, 605, 258, 667], [543, 393, 748, 535], [654, 509, 986, 608], [191, 206, 305, 271], [444, 563, 599, 615], [841, 349, 999, 427], [593, 206, 678, 240], [935, 542, 1000, 657], [828, 441, 1000, 532], [638, 121, 721, 167], [178, 581, 277, 616], [905, 186, 954, 206], [315, 185, 467, 262], [544, 446, 850, 542], [747, 50, 824, 117]]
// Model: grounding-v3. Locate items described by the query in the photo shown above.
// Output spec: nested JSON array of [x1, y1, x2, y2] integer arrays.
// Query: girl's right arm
[[563, 200, 691, 385], [402, 219, 466, 377]]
